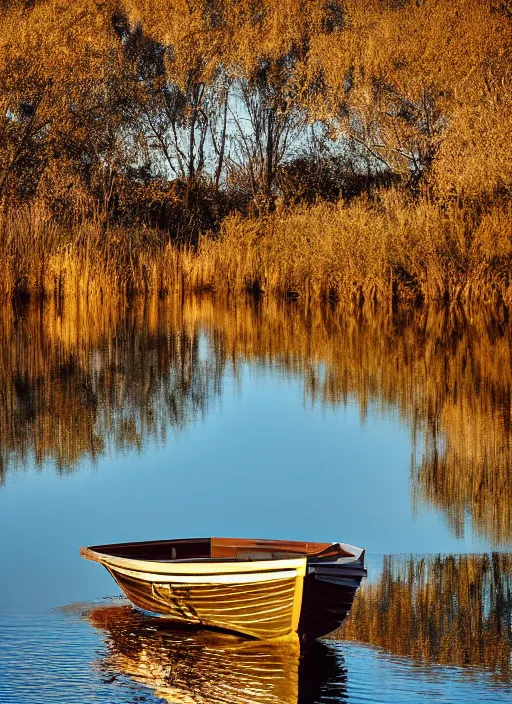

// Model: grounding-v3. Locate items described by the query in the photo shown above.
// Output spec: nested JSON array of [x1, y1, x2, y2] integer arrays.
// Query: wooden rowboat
[[80, 537, 366, 640]]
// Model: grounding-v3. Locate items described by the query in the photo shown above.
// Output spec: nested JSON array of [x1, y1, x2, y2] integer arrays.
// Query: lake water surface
[[0, 296, 511, 702]]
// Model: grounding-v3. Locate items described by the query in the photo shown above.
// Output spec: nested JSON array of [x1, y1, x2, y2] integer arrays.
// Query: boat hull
[[82, 549, 306, 640], [299, 553, 367, 638], [299, 575, 360, 639]]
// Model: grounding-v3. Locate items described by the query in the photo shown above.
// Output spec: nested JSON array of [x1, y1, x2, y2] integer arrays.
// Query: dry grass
[[1, 192, 511, 307], [192, 192, 512, 305]]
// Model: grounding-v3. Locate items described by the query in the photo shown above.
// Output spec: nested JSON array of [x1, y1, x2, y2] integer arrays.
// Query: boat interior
[[88, 537, 356, 562]]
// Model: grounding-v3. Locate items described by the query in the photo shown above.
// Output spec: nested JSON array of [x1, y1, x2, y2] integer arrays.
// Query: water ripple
[[1, 602, 511, 703]]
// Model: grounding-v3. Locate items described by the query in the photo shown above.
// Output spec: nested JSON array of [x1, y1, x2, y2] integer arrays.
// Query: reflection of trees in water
[[408, 309, 512, 545], [0, 295, 511, 543], [0, 297, 227, 480], [86, 603, 347, 704], [178, 299, 512, 545], [340, 553, 512, 683]]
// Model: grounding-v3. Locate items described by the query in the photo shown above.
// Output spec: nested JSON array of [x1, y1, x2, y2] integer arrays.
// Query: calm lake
[[0, 295, 511, 703]]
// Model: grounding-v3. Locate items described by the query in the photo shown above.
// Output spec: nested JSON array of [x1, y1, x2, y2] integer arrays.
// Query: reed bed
[[1, 193, 511, 307], [195, 193, 512, 305]]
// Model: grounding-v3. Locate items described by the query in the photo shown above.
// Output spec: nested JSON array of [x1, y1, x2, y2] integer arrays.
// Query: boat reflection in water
[[87, 603, 348, 704]]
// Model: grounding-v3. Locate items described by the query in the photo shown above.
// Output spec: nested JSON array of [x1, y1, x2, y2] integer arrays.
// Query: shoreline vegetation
[[2, 196, 511, 305], [1, 0, 511, 305]]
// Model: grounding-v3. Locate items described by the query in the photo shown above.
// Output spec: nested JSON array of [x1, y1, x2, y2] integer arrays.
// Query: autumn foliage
[[0, 1, 511, 302]]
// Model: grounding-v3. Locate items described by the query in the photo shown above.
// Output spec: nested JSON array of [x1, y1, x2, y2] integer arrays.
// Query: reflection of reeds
[[339, 553, 512, 682], [0, 296, 511, 544], [414, 398, 512, 544], [86, 603, 347, 704], [0, 296, 227, 479]]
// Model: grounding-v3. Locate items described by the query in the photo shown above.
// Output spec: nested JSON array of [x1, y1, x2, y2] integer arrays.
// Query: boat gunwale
[[80, 538, 363, 576], [80, 547, 309, 576]]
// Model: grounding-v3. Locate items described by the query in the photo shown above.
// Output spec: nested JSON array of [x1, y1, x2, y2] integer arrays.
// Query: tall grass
[[1, 192, 511, 306], [194, 193, 512, 305]]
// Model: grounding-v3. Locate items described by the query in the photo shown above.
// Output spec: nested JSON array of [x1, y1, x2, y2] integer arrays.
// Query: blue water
[[0, 302, 510, 703], [0, 366, 491, 613], [1, 605, 510, 703]]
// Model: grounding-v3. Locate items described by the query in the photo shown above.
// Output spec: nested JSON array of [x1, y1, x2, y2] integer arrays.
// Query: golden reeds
[[1, 193, 511, 306], [191, 194, 512, 305]]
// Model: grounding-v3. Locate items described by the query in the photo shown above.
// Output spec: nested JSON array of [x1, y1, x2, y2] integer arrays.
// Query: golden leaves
[[0, 0, 510, 202]]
